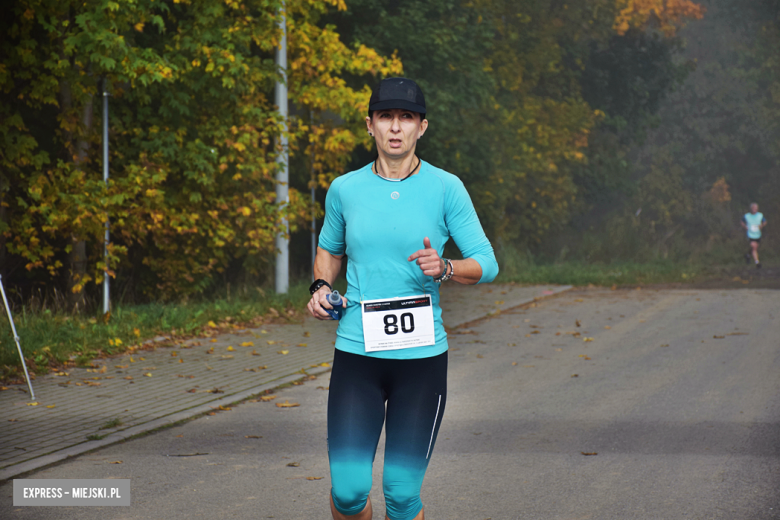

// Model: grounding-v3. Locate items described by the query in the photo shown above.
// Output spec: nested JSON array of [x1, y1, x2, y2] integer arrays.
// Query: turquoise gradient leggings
[[327, 349, 448, 520]]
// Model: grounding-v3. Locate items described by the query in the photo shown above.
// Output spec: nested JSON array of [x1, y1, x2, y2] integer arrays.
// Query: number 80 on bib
[[361, 295, 436, 352]]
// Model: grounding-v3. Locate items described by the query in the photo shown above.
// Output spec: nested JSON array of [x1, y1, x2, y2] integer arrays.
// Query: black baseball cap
[[368, 77, 426, 116]]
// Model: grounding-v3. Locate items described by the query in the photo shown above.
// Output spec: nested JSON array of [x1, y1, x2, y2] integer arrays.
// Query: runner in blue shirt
[[741, 203, 767, 269], [307, 77, 498, 520]]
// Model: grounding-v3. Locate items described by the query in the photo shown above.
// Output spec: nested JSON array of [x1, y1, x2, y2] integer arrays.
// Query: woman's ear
[[365, 116, 373, 137], [418, 118, 429, 139]]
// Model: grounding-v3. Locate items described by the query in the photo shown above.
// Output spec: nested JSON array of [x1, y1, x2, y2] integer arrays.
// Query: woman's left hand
[[408, 237, 445, 278]]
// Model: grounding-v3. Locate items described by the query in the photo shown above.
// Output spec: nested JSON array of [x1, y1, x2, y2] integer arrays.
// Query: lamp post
[[274, 2, 289, 294], [102, 79, 110, 315]]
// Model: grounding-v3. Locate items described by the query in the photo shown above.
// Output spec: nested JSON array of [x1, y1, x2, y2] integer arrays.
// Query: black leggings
[[327, 349, 448, 520]]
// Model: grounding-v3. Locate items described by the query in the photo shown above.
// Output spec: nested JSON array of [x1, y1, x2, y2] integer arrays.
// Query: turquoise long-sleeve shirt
[[318, 160, 498, 359]]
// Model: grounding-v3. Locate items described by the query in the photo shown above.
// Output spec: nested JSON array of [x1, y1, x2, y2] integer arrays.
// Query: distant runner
[[741, 203, 766, 269]]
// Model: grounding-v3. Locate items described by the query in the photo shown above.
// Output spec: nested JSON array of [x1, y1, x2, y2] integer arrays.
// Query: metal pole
[[0, 275, 36, 400], [274, 1, 289, 294], [102, 80, 110, 315], [310, 110, 316, 282]]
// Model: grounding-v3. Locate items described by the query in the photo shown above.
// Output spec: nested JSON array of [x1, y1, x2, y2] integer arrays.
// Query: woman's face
[[366, 109, 428, 159]]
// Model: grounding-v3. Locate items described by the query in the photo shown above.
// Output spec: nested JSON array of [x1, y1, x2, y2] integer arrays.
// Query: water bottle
[[325, 290, 344, 320]]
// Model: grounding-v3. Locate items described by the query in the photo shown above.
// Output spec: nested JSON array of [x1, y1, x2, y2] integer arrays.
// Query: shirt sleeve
[[444, 177, 499, 283], [318, 178, 346, 256]]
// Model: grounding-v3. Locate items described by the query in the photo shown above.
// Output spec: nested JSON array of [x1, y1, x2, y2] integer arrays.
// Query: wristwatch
[[309, 279, 332, 295], [433, 258, 454, 283]]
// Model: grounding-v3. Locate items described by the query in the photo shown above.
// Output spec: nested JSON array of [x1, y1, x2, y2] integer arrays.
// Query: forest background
[[1, 0, 779, 371]]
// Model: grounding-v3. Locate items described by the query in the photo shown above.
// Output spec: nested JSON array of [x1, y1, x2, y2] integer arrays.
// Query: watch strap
[[309, 279, 332, 295]]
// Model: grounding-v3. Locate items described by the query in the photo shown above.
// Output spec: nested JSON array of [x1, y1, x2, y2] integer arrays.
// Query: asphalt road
[[2, 288, 778, 520]]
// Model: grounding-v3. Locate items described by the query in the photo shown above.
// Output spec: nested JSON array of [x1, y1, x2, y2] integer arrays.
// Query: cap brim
[[369, 99, 426, 114]]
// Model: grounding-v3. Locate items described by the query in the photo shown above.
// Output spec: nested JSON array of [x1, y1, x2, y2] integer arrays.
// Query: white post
[[275, 1, 289, 294], [0, 275, 35, 400], [102, 80, 110, 315]]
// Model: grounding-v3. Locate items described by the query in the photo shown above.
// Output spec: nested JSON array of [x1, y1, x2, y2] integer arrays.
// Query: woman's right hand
[[307, 287, 348, 320]]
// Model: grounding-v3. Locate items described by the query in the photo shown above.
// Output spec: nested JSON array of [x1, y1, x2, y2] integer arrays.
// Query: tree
[[0, 0, 400, 302]]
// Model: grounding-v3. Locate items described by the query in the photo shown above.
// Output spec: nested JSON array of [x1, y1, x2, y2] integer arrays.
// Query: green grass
[[495, 258, 704, 287], [0, 281, 313, 379]]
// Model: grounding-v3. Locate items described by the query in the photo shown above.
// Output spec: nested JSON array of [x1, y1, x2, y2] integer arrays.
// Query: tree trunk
[[67, 92, 93, 311]]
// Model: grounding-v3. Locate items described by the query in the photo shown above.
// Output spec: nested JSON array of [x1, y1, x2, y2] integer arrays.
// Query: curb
[[0, 284, 572, 481]]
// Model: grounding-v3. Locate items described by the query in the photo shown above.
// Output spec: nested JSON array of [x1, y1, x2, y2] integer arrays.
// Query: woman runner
[[307, 77, 499, 520]]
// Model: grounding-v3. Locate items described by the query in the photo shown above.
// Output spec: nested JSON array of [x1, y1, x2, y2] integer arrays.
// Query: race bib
[[362, 295, 436, 352], [750, 224, 760, 233]]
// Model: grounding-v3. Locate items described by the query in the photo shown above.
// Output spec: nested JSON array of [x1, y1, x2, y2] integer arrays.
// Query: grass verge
[[496, 258, 704, 286], [0, 281, 313, 382]]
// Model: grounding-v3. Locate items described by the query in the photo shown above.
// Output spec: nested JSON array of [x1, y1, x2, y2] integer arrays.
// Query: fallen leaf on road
[[115, 365, 128, 369], [512, 362, 518, 366], [261, 329, 268, 334], [298, 343, 308, 347], [555, 332, 561, 336], [574, 299, 584, 302], [207, 388, 224, 394], [227, 346, 235, 352], [303, 331, 310, 337], [240, 342, 254, 347], [260, 395, 277, 401], [523, 365, 535, 368], [581, 452, 597, 456], [276, 400, 300, 408], [208, 321, 218, 328], [713, 335, 725, 339], [179, 358, 184, 363], [171, 351, 178, 357], [530, 330, 540, 335], [206, 347, 214, 354], [46, 405, 55, 408], [306, 477, 324, 480], [287, 462, 300, 467], [245, 435, 262, 439], [267, 340, 276, 345], [320, 362, 330, 367], [8, 418, 18, 422], [144, 373, 152, 377], [476, 354, 484, 358], [661, 344, 669, 347], [579, 355, 591, 360], [187, 388, 197, 393], [278, 350, 289, 355], [495, 300, 504, 305], [571, 374, 579, 378], [216, 405, 232, 411], [604, 326, 611, 330], [175, 435, 184, 437], [210, 338, 218, 343], [86, 381, 102, 386], [583, 337, 594, 342], [575, 320, 581, 327], [251, 350, 260, 356], [220, 355, 234, 359], [109, 461, 123, 464]]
